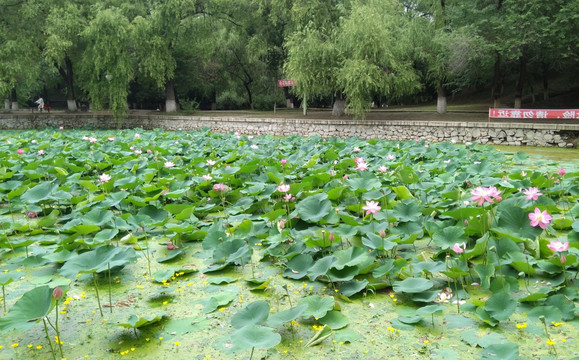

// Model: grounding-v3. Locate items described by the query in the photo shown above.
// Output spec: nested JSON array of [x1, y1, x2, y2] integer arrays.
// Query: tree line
[[0, 0, 577, 119]]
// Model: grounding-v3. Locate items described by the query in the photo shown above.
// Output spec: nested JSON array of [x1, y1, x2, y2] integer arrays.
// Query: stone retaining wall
[[1, 112, 577, 147]]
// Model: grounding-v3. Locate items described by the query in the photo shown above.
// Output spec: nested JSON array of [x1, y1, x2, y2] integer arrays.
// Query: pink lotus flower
[[353, 147, 360, 153], [452, 242, 466, 254], [355, 157, 365, 164], [134, 133, 140, 139], [277, 183, 290, 193], [17, 149, 24, 155], [378, 166, 387, 173], [281, 159, 287, 165], [59, 126, 64, 130], [529, 208, 552, 229], [469, 186, 502, 206], [164, 161, 175, 168], [328, 233, 335, 242], [277, 219, 286, 231], [362, 200, 381, 216], [108, 137, 115, 141], [207, 160, 216, 167], [27, 212, 38, 218], [284, 193, 292, 201], [98, 173, 111, 183], [546, 240, 569, 253], [202, 175, 212, 181], [558, 169, 566, 176], [250, 144, 258, 149], [147, 149, 152, 154], [52, 286, 63, 300], [82, 136, 89, 141], [523, 187, 543, 201], [134, 149, 142, 155], [89, 137, 98, 143], [213, 183, 227, 192], [355, 159, 369, 171], [386, 155, 396, 160], [37, 150, 45, 155]]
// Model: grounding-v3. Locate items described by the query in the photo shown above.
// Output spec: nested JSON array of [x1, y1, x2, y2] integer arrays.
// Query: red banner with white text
[[277, 79, 296, 87], [489, 108, 578, 119]]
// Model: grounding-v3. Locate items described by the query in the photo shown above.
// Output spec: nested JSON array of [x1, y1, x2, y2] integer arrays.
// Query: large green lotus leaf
[[396, 166, 419, 184], [326, 266, 359, 282], [392, 185, 414, 200], [197, 291, 237, 313], [345, 176, 381, 191], [138, 205, 168, 224], [298, 295, 335, 319], [391, 200, 422, 222], [339, 279, 369, 297], [266, 304, 308, 327], [416, 304, 445, 316], [20, 182, 57, 203], [296, 193, 333, 223], [393, 278, 434, 294], [481, 343, 519, 360], [485, 291, 516, 321], [307, 256, 336, 281], [474, 264, 495, 289], [0, 273, 15, 286], [116, 313, 165, 329], [231, 325, 281, 350], [156, 249, 185, 263], [544, 294, 575, 321], [283, 254, 314, 279], [59, 245, 137, 278], [82, 209, 114, 226], [0, 286, 52, 332], [433, 226, 467, 250], [319, 310, 349, 330], [231, 300, 270, 329], [492, 204, 542, 241], [528, 305, 563, 324], [37, 209, 60, 228], [331, 246, 372, 270]]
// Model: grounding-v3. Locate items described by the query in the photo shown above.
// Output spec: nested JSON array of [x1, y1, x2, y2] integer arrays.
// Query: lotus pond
[[0, 128, 578, 360]]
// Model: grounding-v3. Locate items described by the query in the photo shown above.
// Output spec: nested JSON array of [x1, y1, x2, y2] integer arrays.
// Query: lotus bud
[[379, 229, 386, 239], [560, 255, 566, 264], [167, 242, 178, 250], [52, 286, 63, 301], [328, 233, 335, 242]]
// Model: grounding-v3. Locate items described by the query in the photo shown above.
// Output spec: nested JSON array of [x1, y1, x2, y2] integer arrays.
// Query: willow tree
[[79, 7, 135, 119], [0, 0, 44, 109], [285, 0, 419, 119], [44, 2, 88, 111]]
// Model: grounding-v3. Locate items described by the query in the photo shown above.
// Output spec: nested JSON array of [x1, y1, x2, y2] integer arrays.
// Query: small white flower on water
[[164, 161, 175, 168]]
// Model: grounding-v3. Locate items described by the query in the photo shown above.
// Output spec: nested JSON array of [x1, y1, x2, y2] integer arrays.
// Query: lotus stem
[[249, 346, 255, 360], [42, 318, 57, 360], [54, 302, 64, 358], [108, 262, 113, 313], [93, 273, 104, 317], [2, 285, 6, 314]]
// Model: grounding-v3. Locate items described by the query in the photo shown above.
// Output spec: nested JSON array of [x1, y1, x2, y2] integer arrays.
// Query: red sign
[[277, 79, 296, 87], [489, 108, 579, 119]]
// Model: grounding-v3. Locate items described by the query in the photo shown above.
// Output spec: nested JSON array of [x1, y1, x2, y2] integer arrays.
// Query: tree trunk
[[437, 84, 447, 114], [165, 79, 177, 112], [514, 48, 527, 109], [243, 82, 253, 110], [211, 87, 217, 110], [64, 57, 77, 111], [283, 87, 293, 108], [492, 52, 502, 108], [542, 63, 549, 101], [11, 88, 18, 110], [4, 99, 10, 109], [332, 92, 346, 117]]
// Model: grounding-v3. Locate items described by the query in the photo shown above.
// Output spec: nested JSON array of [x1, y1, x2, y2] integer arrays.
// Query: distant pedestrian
[[35, 97, 44, 112]]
